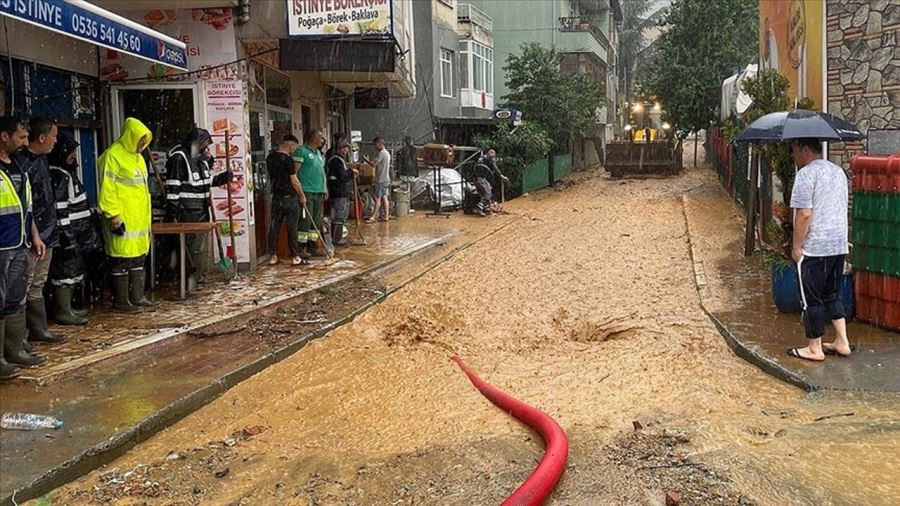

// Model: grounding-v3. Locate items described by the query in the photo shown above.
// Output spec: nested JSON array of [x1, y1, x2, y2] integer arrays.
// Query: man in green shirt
[[292, 129, 327, 256]]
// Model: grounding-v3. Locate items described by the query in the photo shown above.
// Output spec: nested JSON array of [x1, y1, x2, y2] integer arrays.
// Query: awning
[[0, 0, 188, 70]]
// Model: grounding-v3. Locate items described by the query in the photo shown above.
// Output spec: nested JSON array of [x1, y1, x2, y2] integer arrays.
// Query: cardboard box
[[350, 162, 376, 185]]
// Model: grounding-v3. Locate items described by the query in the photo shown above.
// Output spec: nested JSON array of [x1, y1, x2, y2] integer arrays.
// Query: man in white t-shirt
[[786, 138, 852, 362], [366, 137, 391, 223]]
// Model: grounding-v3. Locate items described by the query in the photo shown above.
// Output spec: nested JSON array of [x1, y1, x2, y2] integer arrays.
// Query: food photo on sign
[[288, 0, 392, 37]]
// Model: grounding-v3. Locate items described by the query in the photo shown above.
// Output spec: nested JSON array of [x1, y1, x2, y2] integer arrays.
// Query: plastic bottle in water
[[1, 412, 64, 430]]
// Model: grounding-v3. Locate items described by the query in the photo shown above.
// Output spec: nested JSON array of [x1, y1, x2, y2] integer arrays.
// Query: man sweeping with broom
[[293, 129, 329, 258]]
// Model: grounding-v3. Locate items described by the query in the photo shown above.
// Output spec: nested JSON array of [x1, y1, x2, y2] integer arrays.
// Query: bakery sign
[[287, 0, 392, 38]]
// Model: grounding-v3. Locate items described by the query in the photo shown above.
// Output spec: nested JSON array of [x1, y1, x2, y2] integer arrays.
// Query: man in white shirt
[[786, 138, 852, 362], [367, 137, 391, 223]]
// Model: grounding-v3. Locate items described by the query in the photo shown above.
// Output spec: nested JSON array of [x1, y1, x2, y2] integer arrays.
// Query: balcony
[[458, 3, 493, 32], [558, 16, 611, 53]]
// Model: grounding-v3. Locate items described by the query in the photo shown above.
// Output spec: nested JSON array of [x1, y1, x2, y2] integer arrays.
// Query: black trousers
[[110, 255, 146, 277], [268, 195, 300, 256], [797, 254, 846, 339]]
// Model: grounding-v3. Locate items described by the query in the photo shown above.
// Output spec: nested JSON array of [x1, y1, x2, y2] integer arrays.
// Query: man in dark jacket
[[17, 117, 67, 345], [164, 128, 231, 284], [49, 133, 102, 325], [326, 141, 356, 246], [474, 149, 508, 216]]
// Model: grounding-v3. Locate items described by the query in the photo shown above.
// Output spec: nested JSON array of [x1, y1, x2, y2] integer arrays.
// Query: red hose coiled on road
[[451, 355, 569, 506]]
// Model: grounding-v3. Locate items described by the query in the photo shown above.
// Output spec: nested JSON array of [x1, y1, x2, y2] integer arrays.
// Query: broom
[[350, 174, 368, 246]]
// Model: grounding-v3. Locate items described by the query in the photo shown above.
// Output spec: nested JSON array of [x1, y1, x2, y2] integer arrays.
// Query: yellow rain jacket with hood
[[98, 118, 153, 258]]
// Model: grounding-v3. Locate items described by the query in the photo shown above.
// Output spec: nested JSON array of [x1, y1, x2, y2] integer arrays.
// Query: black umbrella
[[734, 109, 865, 144]]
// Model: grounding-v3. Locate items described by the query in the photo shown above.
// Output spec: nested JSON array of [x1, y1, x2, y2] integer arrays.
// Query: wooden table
[[150, 222, 219, 300]]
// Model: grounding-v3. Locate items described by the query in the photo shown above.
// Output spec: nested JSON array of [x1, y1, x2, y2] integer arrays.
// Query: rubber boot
[[27, 298, 70, 341], [53, 286, 88, 326], [3, 309, 48, 367], [114, 274, 141, 313], [129, 270, 160, 308], [333, 223, 347, 247], [0, 318, 23, 379]]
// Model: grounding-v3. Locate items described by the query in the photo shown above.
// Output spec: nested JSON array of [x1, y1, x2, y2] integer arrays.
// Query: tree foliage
[[639, 0, 758, 136], [619, 0, 666, 101], [502, 43, 605, 152], [473, 121, 552, 194]]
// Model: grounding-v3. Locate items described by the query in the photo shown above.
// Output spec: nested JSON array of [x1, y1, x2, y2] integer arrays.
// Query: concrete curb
[[3, 216, 525, 506], [679, 196, 816, 393]]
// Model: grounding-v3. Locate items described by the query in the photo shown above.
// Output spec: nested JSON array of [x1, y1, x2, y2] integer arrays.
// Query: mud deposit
[[45, 168, 900, 505]]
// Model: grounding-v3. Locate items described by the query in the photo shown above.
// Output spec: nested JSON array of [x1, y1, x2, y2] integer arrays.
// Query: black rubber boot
[[27, 298, 70, 341], [0, 318, 23, 379], [52, 286, 88, 326], [333, 223, 347, 247], [4, 309, 48, 367], [114, 274, 141, 313], [129, 270, 160, 308]]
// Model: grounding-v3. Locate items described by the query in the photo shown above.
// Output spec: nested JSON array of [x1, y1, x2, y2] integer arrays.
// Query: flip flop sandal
[[292, 258, 310, 266], [823, 344, 858, 356], [786, 348, 824, 362]]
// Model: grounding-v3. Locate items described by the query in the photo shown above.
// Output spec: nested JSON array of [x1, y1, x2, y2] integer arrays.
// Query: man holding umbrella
[[786, 138, 852, 361], [734, 109, 863, 362]]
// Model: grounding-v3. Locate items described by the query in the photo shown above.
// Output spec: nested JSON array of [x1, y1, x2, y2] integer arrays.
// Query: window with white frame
[[460, 41, 493, 96], [440, 48, 454, 97]]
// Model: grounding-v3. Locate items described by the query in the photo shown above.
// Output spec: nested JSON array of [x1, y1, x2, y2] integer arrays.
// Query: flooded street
[[46, 167, 900, 505]]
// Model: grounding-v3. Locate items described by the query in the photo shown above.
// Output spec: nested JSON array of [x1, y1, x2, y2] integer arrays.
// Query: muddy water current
[[47, 169, 899, 505]]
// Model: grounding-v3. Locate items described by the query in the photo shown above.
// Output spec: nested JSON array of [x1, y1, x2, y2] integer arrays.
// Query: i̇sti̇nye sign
[[0, 0, 187, 69], [287, 0, 392, 38]]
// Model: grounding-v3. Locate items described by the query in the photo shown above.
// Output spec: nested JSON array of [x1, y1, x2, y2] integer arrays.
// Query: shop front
[[1, 0, 188, 204], [97, 6, 261, 269]]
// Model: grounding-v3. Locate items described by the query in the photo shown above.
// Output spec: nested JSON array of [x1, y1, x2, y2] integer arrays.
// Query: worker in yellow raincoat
[[98, 118, 159, 312]]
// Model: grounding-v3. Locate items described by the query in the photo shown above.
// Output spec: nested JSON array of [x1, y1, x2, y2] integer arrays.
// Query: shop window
[[440, 48, 454, 98], [121, 88, 196, 154]]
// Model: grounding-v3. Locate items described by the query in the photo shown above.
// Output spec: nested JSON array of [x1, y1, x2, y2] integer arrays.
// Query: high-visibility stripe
[[123, 229, 150, 239], [0, 204, 19, 215], [297, 231, 309, 242], [166, 179, 182, 185], [69, 210, 91, 220], [118, 177, 145, 186], [50, 274, 84, 286], [71, 193, 87, 204], [179, 192, 209, 199], [56, 202, 68, 210], [167, 194, 181, 200], [59, 218, 71, 226]]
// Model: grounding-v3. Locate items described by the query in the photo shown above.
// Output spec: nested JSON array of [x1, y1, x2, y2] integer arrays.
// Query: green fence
[[522, 158, 550, 193], [851, 192, 900, 277], [552, 153, 573, 182]]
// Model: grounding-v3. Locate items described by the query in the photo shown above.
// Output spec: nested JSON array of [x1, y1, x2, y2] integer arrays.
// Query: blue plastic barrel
[[771, 263, 803, 314]]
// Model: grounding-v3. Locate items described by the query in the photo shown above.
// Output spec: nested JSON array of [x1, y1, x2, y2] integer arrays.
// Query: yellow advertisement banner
[[759, 0, 824, 109]]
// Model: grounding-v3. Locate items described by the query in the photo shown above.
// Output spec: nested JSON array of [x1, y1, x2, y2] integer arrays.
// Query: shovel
[[223, 131, 238, 279]]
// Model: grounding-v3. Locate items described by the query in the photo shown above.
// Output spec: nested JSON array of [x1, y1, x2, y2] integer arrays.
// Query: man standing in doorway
[[267, 134, 306, 265], [1, 117, 48, 377], [786, 138, 852, 362], [18, 117, 68, 345], [366, 137, 391, 223], [164, 128, 232, 284], [293, 129, 327, 257]]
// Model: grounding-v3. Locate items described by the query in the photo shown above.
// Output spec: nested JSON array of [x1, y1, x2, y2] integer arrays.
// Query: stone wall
[[826, 0, 900, 167]]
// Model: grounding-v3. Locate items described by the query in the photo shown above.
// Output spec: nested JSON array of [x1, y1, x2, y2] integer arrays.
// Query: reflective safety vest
[[98, 118, 153, 258], [0, 167, 32, 250]]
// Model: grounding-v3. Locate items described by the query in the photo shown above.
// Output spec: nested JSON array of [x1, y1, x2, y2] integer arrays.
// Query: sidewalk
[[682, 177, 900, 393], [0, 213, 517, 503]]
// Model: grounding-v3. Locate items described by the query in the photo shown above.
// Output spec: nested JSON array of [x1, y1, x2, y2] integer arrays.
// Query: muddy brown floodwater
[[46, 168, 900, 506]]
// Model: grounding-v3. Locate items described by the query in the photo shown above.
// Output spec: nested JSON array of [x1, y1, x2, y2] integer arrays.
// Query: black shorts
[[797, 254, 846, 339]]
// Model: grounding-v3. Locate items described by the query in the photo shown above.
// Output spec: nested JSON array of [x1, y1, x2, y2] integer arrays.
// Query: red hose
[[451, 356, 568, 506]]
